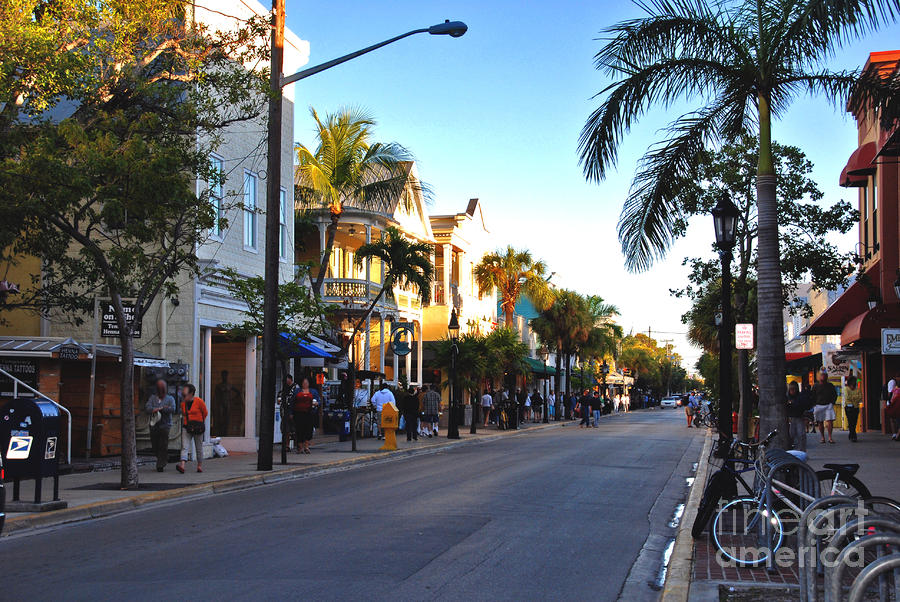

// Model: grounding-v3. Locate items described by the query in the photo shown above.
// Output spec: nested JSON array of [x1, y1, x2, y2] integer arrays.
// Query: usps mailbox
[[0, 397, 63, 506]]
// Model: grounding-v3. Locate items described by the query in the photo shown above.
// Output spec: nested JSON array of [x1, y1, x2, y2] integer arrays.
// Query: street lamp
[[539, 346, 550, 423], [447, 309, 461, 439], [711, 193, 739, 442], [257, 6, 467, 470]]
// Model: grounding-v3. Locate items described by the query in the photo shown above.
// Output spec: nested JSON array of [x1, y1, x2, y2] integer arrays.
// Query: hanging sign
[[101, 301, 142, 338], [735, 324, 754, 350], [882, 328, 900, 355], [390, 325, 414, 357]]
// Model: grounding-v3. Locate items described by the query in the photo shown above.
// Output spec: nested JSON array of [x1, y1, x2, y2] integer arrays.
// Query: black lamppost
[[540, 346, 550, 423], [257, 10, 467, 471], [447, 309, 460, 439], [712, 194, 739, 441]]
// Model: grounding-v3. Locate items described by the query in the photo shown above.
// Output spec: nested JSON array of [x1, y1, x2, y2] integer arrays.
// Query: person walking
[[531, 388, 543, 423], [292, 377, 319, 454], [482, 389, 493, 427], [812, 370, 837, 444], [423, 384, 441, 438], [684, 392, 697, 428], [145, 379, 176, 472], [400, 386, 420, 441], [279, 374, 299, 452], [578, 390, 591, 427], [786, 381, 809, 452], [843, 374, 862, 442], [176, 383, 207, 474], [591, 391, 603, 428], [371, 383, 395, 441]]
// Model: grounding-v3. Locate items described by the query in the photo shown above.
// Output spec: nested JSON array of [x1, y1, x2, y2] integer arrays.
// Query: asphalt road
[[3, 408, 702, 601]]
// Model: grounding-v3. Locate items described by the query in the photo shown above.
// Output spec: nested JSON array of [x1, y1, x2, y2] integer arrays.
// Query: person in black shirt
[[399, 387, 420, 441], [531, 388, 543, 423], [786, 381, 809, 451], [578, 390, 592, 427]]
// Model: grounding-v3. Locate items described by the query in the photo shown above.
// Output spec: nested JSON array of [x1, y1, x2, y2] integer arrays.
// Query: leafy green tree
[[578, 0, 899, 445], [672, 136, 855, 438], [474, 246, 552, 327], [0, 1, 268, 488], [428, 333, 489, 403], [532, 290, 592, 397], [294, 108, 421, 297]]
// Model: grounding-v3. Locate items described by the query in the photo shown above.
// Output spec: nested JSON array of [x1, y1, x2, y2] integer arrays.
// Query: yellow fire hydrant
[[379, 402, 399, 451]]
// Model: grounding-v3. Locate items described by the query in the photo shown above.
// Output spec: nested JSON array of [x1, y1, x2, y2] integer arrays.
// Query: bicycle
[[692, 404, 716, 429]]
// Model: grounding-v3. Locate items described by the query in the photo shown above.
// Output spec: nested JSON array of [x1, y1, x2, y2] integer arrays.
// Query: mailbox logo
[[7, 435, 33, 459]]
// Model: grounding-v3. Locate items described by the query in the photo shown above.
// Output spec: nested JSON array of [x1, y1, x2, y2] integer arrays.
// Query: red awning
[[785, 352, 812, 362], [802, 279, 871, 336], [839, 141, 877, 187], [841, 303, 900, 346], [840, 165, 869, 187]]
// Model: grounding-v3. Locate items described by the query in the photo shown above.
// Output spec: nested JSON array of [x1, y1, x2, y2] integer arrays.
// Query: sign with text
[[735, 323, 754, 350], [882, 328, 900, 355], [101, 301, 141, 338], [0, 358, 38, 397]]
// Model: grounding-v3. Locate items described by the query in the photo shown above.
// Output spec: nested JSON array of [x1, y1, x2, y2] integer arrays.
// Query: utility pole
[[661, 338, 673, 396], [258, 0, 285, 471]]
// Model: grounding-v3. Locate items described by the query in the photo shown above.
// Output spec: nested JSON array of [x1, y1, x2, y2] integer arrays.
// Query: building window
[[209, 156, 224, 237], [244, 172, 257, 250], [279, 188, 287, 260]]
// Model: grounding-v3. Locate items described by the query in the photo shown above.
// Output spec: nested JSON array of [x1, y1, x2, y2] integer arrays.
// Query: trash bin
[[0, 397, 64, 507]]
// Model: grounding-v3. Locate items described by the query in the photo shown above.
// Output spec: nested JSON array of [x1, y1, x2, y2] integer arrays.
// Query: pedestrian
[[279, 374, 299, 451], [352, 379, 369, 437], [145, 379, 176, 472], [176, 383, 207, 474], [423, 384, 441, 437], [531, 388, 543, 423], [786, 381, 809, 452], [811, 370, 837, 444], [292, 377, 319, 454], [591, 391, 603, 428], [400, 386, 420, 441], [482, 389, 493, 427], [371, 383, 395, 441], [684, 392, 697, 428], [843, 374, 862, 442], [578, 390, 591, 427], [887, 384, 900, 441]]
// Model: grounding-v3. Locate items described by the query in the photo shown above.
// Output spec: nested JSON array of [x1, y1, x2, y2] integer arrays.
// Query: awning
[[839, 141, 876, 187], [278, 333, 334, 359], [877, 122, 900, 157], [802, 279, 871, 336], [524, 357, 554, 376], [785, 352, 820, 375], [841, 303, 900, 346]]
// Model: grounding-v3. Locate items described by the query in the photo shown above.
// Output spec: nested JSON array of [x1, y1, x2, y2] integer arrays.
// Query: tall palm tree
[[348, 227, 434, 348], [474, 246, 553, 327], [578, 0, 899, 445], [532, 290, 593, 397], [295, 107, 420, 296]]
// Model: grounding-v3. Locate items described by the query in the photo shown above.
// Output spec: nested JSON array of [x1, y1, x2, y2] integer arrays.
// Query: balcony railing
[[433, 282, 461, 306], [323, 278, 376, 300]]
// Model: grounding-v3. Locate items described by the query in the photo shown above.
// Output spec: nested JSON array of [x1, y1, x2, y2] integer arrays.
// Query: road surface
[[4, 408, 702, 601]]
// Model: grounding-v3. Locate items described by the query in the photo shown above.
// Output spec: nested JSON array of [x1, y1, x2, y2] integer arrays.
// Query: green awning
[[525, 357, 555, 376]]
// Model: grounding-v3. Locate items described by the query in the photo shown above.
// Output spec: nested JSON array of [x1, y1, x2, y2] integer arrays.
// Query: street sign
[[101, 301, 142, 338], [882, 328, 900, 355], [390, 326, 414, 357], [58, 345, 80, 361], [735, 323, 754, 350]]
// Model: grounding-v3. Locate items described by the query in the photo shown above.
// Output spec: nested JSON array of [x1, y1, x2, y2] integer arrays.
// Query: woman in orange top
[[177, 383, 208, 473]]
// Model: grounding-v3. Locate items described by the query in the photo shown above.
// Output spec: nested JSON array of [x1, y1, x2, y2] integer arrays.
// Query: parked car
[[660, 395, 681, 409]]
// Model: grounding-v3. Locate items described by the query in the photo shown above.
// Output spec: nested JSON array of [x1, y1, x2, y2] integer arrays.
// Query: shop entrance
[[210, 336, 246, 438]]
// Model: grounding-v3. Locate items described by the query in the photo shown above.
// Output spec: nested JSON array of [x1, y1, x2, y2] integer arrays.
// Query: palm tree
[[474, 246, 553, 327], [348, 227, 434, 348], [295, 107, 420, 296], [531, 290, 593, 398], [578, 0, 899, 445]]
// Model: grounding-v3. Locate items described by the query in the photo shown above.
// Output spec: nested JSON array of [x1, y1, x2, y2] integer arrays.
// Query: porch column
[[416, 320, 423, 385], [318, 222, 327, 262], [203, 328, 212, 437], [442, 244, 451, 305], [365, 225, 372, 371], [393, 345, 400, 386], [379, 316, 386, 375]]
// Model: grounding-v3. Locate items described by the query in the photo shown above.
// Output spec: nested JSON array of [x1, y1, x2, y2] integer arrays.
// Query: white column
[[416, 320, 423, 385], [203, 328, 212, 440], [379, 316, 386, 374], [442, 244, 451, 305], [393, 346, 400, 386], [405, 321, 412, 383], [364, 225, 372, 371], [318, 222, 327, 261]]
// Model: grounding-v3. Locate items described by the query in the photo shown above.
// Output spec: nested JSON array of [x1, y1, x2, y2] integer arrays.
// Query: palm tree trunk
[[312, 212, 340, 297], [346, 284, 388, 354], [755, 94, 788, 447], [504, 308, 514, 328], [564, 352, 571, 398]]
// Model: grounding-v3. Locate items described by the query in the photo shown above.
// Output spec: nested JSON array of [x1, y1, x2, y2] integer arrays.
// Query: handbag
[[183, 399, 205, 434]]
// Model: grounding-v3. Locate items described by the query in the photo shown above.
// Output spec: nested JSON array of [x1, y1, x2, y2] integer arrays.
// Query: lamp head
[[448, 308, 460, 341], [711, 193, 739, 251], [429, 20, 468, 37]]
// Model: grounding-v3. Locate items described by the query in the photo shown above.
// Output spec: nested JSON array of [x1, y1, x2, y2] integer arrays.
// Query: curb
[[2, 420, 563, 538], [661, 429, 713, 602]]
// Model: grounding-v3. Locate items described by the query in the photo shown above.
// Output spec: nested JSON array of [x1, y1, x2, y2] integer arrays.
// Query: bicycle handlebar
[[732, 429, 778, 450]]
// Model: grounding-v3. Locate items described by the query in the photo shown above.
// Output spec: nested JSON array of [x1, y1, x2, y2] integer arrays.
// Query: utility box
[[0, 397, 66, 509]]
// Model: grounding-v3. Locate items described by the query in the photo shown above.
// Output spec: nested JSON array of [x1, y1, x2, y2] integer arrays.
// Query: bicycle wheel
[[692, 470, 738, 538], [816, 469, 872, 499], [712, 497, 783, 566]]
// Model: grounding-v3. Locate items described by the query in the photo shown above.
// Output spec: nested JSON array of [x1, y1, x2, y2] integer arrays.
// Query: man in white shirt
[[370, 383, 395, 441], [481, 390, 493, 427]]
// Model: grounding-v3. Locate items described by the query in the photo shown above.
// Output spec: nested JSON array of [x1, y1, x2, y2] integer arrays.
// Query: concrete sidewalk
[[3, 418, 586, 537], [673, 428, 900, 601]]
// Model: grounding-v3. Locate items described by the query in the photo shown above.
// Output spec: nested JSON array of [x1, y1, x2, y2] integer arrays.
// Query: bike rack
[[848, 553, 900, 602], [827, 532, 900, 602], [800, 498, 859, 602]]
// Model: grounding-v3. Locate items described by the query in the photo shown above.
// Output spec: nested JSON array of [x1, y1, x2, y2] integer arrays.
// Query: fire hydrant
[[379, 402, 399, 451]]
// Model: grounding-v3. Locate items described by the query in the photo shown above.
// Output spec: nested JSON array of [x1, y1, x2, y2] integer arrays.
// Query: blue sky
[[284, 1, 900, 370]]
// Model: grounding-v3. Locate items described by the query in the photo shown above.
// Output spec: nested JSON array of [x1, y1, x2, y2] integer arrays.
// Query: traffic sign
[[735, 323, 754, 350]]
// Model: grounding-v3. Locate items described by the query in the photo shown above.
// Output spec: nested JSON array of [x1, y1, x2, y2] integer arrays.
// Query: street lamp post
[[712, 194, 739, 442], [447, 309, 460, 439], [540, 346, 550, 423], [258, 9, 467, 470]]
